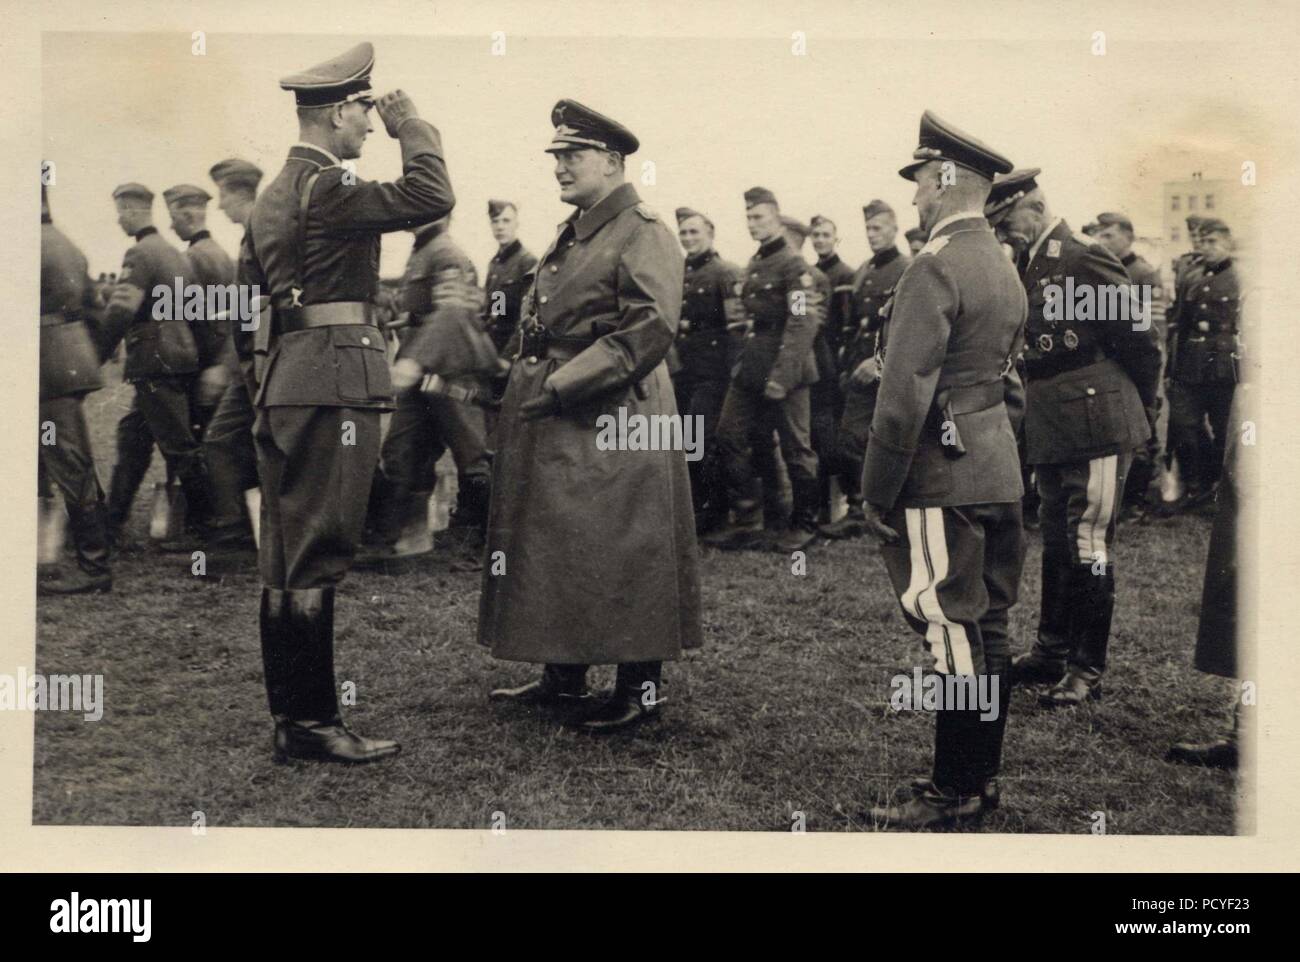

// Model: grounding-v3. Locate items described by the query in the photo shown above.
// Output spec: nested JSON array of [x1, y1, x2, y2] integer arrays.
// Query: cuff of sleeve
[[545, 344, 617, 410], [861, 427, 915, 512], [397, 119, 444, 162]]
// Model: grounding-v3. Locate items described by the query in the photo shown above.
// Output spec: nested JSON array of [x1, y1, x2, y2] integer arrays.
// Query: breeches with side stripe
[[879, 502, 1025, 678], [1033, 451, 1132, 676]]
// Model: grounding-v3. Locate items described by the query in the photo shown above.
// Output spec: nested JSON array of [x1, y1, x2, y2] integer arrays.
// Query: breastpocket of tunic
[[331, 325, 392, 402]]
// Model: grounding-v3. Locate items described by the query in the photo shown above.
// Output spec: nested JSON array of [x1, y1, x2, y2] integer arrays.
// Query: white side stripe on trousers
[[1076, 454, 1119, 566], [899, 507, 976, 676]]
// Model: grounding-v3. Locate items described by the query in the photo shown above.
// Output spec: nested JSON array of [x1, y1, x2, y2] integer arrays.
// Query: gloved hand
[[391, 357, 423, 390], [376, 89, 421, 137]]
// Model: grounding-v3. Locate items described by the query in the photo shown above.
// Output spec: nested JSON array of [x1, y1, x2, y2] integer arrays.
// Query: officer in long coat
[[97, 183, 211, 544], [862, 111, 1025, 829], [988, 169, 1161, 707], [480, 99, 701, 734], [244, 42, 455, 763], [38, 183, 113, 595]]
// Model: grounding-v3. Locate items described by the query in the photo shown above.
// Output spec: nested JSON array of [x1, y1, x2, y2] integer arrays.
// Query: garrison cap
[[899, 110, 1014, 182], [1080, 222, 1100, 236], [983, 167, 1041, 224], [112, 183, 154, 205], [487, 199, 517, 217], [780, 215, 810, 240], [744, 186, 778, 208], [545, 99, 639, 155], [279, 42, 375, 108], [1095, 211, 1134, 234], [862, 199, 895, 221], [810, 214, 836, 231], [1185, 214, 1207, 232], [1199, 217, 1231, 236], [209, 158, 263, 191], [163, 184, 212, 207], [904, 226, 927, 244], [675, 207, 714, 230]]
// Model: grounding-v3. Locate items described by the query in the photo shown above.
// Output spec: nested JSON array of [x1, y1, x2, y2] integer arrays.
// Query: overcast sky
[[42, 21, 1275, 282]]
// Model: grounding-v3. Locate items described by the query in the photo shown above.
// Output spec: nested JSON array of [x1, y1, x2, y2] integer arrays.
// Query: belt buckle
[[520, 321, 549, 362]]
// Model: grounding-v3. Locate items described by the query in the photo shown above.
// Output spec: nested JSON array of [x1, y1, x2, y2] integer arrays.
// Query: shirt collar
[[686, 248, 716, 270], [928, 211, 986, 240], [870, 246, 902, 267], [568, 182, 641, 241], [494, 238, 522, 262], [412, 223, 443, 252], [816, 252, 842, 272], [188, 230, 211, 246], [133, 226, 158, 242], [1028, 217, 1065, 264], [289, 142, 343, 168], [758, 235, 788, 258]]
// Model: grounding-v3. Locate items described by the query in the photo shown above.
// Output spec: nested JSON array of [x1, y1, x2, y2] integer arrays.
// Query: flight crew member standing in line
[[245, 42, 455, 763], [707, 188, 822, 553], [98, 182, 211, 546], [809, 214, 857, 524], [862, 111, 1025, 829], [202, 157, 264, 550], [988, 169, 1161, 707], [1165, 218, 1241, 509], [674, 206, 743, 535], [38, 182, 113, 595], [819, 199, 909, 540], [481, 99, 701, 733], [482, 199, 538, 433]]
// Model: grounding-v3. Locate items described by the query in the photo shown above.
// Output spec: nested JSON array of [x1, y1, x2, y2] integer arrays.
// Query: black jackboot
[[574, 661, 663, 733], [1042, 564, 1111, 707], [769, 477, 819, 553], [489, 663, 591, 707], [872, 708, 986, 829], [1011, 552, 1071, 685]]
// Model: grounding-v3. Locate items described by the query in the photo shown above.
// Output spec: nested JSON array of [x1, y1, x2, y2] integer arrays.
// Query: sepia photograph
[[5, 0, 1299, 889]]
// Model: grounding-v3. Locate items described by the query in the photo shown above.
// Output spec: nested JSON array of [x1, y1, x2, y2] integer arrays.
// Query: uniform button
[[1085, 387, 1096, 396], [697, 287, 705, 294], [526, 356, 538, 364], [540, 295, 549, 304], [361, 336, 371, 346], [550, 265, 558, 273]]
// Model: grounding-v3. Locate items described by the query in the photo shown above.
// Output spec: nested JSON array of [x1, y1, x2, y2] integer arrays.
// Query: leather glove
[[376, 89, 421, 137], [850, 356, 881, 388], [391, 357, 423, 390], [763, 380, 788, 401], [862, 502, 900, 546]]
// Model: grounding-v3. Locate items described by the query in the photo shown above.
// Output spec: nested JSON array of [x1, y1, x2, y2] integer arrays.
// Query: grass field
[[32, 368, 1240, 833]]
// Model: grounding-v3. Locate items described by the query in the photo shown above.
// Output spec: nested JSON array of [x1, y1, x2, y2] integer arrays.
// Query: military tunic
[[863, 214, 1026, 681], [39, 216, 111, 577], [1018, 219, 1161, 678], [245, 125, 455, 589], [1118, 250, 1168, 507], [478, 182, 701, 664], [482, 239, 538, 353], [1167, 256, 1241, 491]]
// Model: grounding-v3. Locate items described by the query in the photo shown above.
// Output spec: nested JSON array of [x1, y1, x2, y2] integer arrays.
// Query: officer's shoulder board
[[918, 234, 951, 257], [634, 203, 659, 222]]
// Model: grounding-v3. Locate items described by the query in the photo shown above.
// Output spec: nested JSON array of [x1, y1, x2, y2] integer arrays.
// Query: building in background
[[1162, 171, 1254, 256]]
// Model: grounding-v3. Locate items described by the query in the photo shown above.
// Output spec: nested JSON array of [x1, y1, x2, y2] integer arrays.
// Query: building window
[[1188, 195, 1198, 211], [1171, 195, 1180, 210], [1205, 194, 1215, 209]]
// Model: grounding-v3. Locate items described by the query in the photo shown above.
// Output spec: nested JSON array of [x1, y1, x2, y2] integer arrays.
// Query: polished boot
[[261, 586, 399, 764], [449, 475, 491, 533], [38, 567, 112, 595], [574, 661, 663, 733], [873, 707, 988, 828], [1011, 554, 1071, 685], [489, 663, 591, 707], [768, 477, 819, 553], [868, 783, 985, 830], [105, 460, 148, 545], [1040, 668, 1102, 707], [1069, 562, 1115, 679], [702, 498, 764, 549], [818, 503, 866, 540]]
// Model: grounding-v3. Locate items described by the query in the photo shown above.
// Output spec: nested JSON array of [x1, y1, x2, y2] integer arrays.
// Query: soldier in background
[[482, 199, 537, 434], [97, 183, 211, 546], [819, 200, 908, 540], [201, 158, 264, 551], [808, 215, 856, 524], [862, 112, 1024, 828], [674, 206, 742, 534], [38, 182, 113, 595], [164, 184, 233, 437], [1165, 218, 1241, 509], [1093, 211, 1167, 520], [904, 226, 927, 256], [988, 169, 1161, 708], [245, 42, 455, 763]]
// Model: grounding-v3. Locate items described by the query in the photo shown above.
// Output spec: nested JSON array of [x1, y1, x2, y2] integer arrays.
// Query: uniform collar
[[757, 235, 788, 258], [1203, 256, 1233, 275], [188, 229, 211, 246], [288, 142, 343, 168], [1027, 217, 1067, 265], [685, 248, 717, 270], [133, 226, 158, 242], [870, 246, 902, 267], [816, 252, 842, 272], [494, 238, 522, 262], [569, 182, 641, 241], [412, 223, 444, 252], [928, 211, 985, 240], [1121, 251, 1137, 267]]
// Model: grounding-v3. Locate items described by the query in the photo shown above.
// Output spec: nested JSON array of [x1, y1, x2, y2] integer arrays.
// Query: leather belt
[[278, 301, 375, 333], [1024, 345, 1106, 381]]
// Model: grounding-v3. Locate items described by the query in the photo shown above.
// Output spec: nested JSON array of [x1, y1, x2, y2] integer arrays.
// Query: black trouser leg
[[107, 397, 155, 535], [543, 663, 590, 694], [204, 378, 258, 531]]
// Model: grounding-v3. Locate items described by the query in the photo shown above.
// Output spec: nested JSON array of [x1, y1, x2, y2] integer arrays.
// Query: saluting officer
[[861, 111, 1025, 829], [819, 199, 909, 540], [481, 100, 700, 733], [244, 42, 455, 763], [164, 184, 233, 437], [1166, 217, 1241, 507], [674, 206, 743, 534], [202, 158, 264, 550], [707, 188, 822, 552], [98, 182, 211, 545], [38, 182, 113, 595], [987, 169, 1161, 707]]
